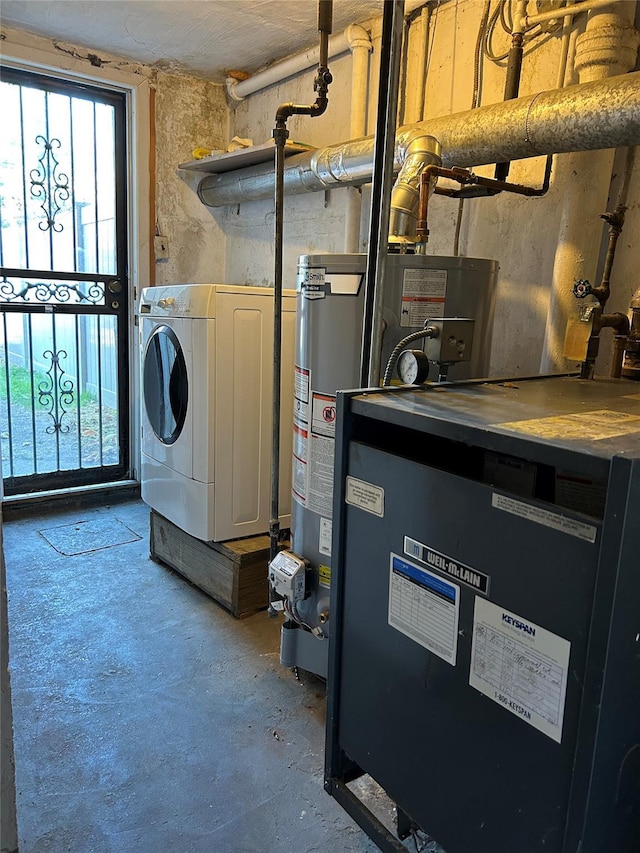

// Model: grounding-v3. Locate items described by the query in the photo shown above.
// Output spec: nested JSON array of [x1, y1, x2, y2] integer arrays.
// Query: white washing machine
[[139, 283, 296, 542]]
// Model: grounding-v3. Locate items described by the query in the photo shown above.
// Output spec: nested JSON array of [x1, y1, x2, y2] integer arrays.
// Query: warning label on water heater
[[292, 384, 337, 516], [400, 268, 447, 327], [293, 365, 310, 428], [469, 598, 570, 743], [292, 365, 311, 507]]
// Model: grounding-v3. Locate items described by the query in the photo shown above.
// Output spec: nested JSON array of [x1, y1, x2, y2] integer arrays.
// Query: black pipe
[[318, 0, 333, 64], [591, 205, 626, 309], [276, 1, 333, 125], [360, 0, 405, 387], [580, 312, 630, 380], [269, 123, 288, 590], [495, 32, 523, 182], [269, 1, 333, 587]]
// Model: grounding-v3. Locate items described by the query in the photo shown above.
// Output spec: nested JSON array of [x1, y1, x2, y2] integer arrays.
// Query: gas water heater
[[270, 252, 498, 676]]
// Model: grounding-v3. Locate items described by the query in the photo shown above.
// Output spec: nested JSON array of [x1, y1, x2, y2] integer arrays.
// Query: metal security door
[[0, 67, 129, 495]]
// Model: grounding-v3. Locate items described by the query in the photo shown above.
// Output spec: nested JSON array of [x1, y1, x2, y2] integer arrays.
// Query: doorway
[[0, 67, 130, 496]]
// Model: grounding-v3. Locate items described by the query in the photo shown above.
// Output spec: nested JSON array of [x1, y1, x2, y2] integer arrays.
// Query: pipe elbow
[[226, 77, 244, 103], [310, 99, 329, 118], [345, 24, 373, 53], [602, 312, 631, 336], [276, 103, 295, 123], [390, 133, 442, 236]]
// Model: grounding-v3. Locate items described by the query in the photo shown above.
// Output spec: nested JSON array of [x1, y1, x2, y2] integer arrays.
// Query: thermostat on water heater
[[269, 550, 308, 603]]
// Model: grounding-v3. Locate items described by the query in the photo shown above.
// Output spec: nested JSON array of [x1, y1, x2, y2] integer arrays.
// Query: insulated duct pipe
[[198, 71, 640, 210]]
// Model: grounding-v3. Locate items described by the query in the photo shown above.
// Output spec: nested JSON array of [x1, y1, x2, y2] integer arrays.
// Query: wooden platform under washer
[[150, 510, 270, 618]]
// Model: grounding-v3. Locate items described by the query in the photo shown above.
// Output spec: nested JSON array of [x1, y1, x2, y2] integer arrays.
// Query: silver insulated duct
[[198, 71, 640, 211]]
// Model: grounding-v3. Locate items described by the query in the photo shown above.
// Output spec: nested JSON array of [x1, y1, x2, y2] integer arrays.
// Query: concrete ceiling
[[1, 0, 385, 81]]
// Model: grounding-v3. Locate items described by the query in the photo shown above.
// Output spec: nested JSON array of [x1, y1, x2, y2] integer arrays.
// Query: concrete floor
[[4, 498, 394, 853]]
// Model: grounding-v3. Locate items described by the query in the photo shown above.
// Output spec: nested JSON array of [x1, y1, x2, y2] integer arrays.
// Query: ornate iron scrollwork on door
[[0, 277, 105, 305], [29, 135, 70, 232], [38, 349, 75, 434]]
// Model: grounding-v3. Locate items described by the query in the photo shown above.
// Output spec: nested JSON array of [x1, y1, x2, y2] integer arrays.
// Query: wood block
[[149, 510, 270, 618]]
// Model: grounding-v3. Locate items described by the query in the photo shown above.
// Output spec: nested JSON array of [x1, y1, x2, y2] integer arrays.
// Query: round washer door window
[[143, 324, 188, 444]]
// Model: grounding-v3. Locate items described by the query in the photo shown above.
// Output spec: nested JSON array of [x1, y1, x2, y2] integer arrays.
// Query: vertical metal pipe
[[610, 336, 626, 378], [494, 32, 524, 181], [44, 92, 54, 268], [361, 0, 405, 388], [318, 0, 333, 65], [408, 5, 431, 125], [269, 0, 334, 574], [19, 87, 30, 269], [51, 315, 61, 472], [75, 314, 82, 468], [93, 102, 100, 273], [69, 95, 78, 273], [2, 313, 14, 477], [270, 128, 287, 568], [27, 314, 36, 474], [97, 314, 104, 466]]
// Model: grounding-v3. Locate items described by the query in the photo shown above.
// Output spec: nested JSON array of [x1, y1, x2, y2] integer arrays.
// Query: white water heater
[[281, 253, 499, 676]]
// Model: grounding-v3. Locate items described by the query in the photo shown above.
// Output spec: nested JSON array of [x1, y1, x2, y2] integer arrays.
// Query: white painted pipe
[[343, 26, 372, 252], [349, 30, 371, 139], [540, 3, 639, 374], [556, 2, 576, 89], [526, 0, 621, 27], [226, 24, 372, 102], [405, 5, 430, 125]]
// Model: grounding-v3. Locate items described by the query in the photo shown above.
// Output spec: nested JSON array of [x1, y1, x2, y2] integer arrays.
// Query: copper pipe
[[415, 163, 550, 242]]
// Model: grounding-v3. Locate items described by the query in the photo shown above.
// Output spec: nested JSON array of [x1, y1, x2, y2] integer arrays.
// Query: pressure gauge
[[397, 349, 430, 385]]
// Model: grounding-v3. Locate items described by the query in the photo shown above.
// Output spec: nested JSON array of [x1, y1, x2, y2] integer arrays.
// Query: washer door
[[143, 324, 188, 445]]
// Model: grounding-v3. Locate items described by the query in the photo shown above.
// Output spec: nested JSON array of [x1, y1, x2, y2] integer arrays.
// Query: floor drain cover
[[39, 517, 141, 556]]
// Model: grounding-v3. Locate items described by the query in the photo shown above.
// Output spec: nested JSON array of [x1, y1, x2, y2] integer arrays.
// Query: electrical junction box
[[424, 317, 474, 364], [326, 375, 640, 853]]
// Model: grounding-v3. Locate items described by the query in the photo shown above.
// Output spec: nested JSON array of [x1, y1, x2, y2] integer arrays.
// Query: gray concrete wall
[[154, 72, 228, 286], [221, 1, 639, 378]]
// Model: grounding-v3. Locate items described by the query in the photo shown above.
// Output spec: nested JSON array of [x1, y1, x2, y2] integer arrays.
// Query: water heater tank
[[284, 252, 498, 675]]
